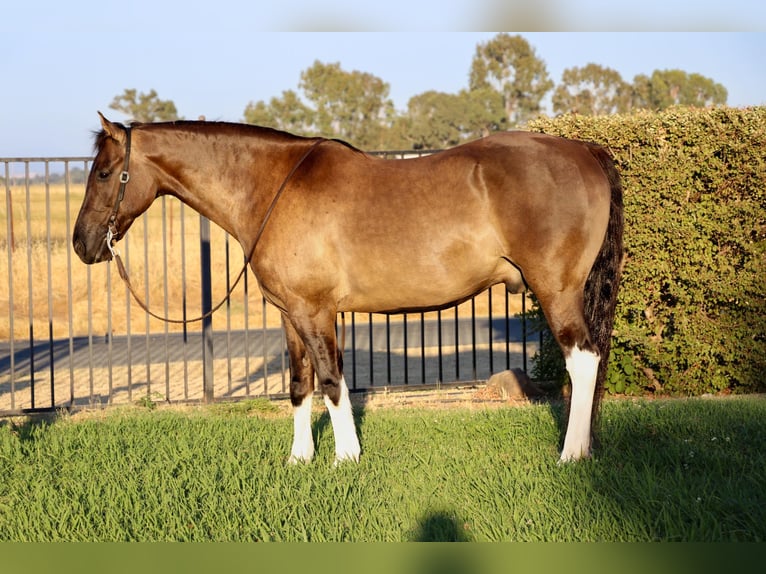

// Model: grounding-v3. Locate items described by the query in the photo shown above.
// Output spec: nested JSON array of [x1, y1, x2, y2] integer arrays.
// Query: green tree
[[400, 90, 466, 149], [299, 61, 395, 149], [631, 69, 728, 110], [244, 61, 396, 150], [552, 63, 631, 116], [243, 89, 313, 134], [468, 33, 553, 127], [460, 87, 508, 138], [109, 89, 180, 122], [397, 87, 506, 150]]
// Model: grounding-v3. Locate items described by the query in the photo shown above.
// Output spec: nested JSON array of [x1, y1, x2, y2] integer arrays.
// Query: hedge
[[526, 106, 766, 396]]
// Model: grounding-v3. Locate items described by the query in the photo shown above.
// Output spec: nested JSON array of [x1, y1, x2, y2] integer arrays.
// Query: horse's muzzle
[[72, 228, 113, 264]]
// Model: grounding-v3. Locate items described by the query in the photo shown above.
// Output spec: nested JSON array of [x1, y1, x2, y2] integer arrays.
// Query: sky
[[2, 1, 765, 159]]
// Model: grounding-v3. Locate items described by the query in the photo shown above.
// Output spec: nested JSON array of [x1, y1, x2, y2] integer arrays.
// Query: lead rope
[[110, 137, 326, 324]]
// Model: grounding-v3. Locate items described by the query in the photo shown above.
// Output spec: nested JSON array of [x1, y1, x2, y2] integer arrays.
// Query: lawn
[[0, 394, 763, 541]]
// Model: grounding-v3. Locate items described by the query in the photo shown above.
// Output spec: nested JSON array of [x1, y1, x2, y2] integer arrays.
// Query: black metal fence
[[1, 154, 537, 415]]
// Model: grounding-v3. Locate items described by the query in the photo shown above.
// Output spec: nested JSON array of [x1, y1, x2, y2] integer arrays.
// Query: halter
[[104, 124, 326, 325], [105, 125, 132, 259]]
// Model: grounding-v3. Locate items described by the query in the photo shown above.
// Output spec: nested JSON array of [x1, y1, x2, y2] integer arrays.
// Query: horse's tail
[[584, 145, 624, 430]]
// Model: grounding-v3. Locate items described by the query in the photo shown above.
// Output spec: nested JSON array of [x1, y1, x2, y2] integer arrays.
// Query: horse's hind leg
[[535, 287, 600, 462], [561, 342, 600, 462], [285, 309, 361, 464], [283, 316, 317, 463]]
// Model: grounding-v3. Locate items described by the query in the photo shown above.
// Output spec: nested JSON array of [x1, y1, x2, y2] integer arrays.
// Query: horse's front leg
[[322, 371, 361, 464], [287, 309, 361, 464], [282, 315, 317, 464]]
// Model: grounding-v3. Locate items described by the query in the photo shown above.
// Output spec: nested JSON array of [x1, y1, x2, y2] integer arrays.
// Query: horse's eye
[[98, 170, 111, 181]]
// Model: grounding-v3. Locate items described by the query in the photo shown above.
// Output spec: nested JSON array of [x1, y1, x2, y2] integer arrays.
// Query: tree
[[400, 91, 466, 149], [244, 61, 396, 150], [396, 86, 510, 150], [631, 69, 728, 110], [552, 63, 631, 116], [243, 89, 313, 134], [109, 89, 180, 122], [460, 87, 509, 137], [468, 33, 553, 127], [299, 61, 395, 149]]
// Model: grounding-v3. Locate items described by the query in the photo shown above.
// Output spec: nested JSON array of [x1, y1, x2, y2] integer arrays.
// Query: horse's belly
[[338, 252, 522, 314]]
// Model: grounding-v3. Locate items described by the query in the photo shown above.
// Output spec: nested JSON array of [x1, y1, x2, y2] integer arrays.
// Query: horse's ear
[[97, 111, 125, 143]]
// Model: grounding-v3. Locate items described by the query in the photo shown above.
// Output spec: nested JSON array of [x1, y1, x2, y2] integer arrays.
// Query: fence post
[[200, 215, 214, 402]]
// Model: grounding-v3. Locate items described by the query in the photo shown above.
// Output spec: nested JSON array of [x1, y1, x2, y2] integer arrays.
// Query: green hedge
[[527, 107, 766, 395]]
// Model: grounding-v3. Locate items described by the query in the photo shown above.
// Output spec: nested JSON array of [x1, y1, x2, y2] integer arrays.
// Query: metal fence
[[1, 154, 537, 415]]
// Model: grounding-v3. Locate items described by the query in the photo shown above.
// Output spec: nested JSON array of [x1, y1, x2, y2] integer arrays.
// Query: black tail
[[584, 145, 624, 431]]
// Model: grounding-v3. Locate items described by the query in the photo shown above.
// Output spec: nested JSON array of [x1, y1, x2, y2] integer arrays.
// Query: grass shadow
[[582, 397, 766, 541], [0, 411, 63, 442], [411, 510, 470, 542]]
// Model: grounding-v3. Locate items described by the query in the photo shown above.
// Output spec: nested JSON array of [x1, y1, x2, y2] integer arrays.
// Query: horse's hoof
[[333, 452, 361, 467], [557, 450, 591, 464], [287, 454, 313, 465]]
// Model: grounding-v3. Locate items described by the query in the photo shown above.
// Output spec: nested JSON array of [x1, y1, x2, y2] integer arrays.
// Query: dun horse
[[73, 113, 623, 464]]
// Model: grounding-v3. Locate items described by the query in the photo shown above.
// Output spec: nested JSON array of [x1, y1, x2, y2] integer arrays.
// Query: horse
[[73, 113, 623, 464]]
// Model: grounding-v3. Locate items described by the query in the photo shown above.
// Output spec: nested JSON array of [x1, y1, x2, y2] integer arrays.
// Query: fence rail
[[1, 154, 537, 415]]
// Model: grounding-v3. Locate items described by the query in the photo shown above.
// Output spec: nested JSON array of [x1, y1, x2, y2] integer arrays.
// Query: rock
[[486, 369, 545, 401]]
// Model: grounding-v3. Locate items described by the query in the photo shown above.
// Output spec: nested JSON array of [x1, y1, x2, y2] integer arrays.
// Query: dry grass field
[[2, 182, 528, 342]]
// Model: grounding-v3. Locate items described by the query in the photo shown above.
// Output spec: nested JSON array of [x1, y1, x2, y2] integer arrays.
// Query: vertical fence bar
[[403, 314, 408, 385], [454, 306, 460, 380], [505, 290, 510, 371], [262, 297, 268, 396], [107, 259, 114, 403], [522, 292, 528, 373], [200, 215, 214, 403], [124, 235, 133, 402], [180, 202, 189, 399], [368, 313, 374, 386], [161, 196, 170, 400], [471, 298, 477, 381], [65, 161, 76, 406], [225, 233, 233, 395], [44, 162, 55, 406], [4, 162, 15, 409], [385, 315, 391, 384], [419, 312, 425, 384], [243, 262, 250, 396], [86, 263, 94, 401], [437, 310, 443, 383], [280, 322, 287, 394], [143, 213, 151, 397], [24, 162, 35, 407], [488, 288, 493, 376], [349, 312, 356, 389]]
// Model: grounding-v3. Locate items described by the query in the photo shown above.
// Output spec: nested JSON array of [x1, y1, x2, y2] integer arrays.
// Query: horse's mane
[[92, 120, 363, 154]]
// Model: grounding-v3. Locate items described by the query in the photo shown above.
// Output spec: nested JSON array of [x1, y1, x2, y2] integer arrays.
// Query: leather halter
[[105, 126, 132, 258]]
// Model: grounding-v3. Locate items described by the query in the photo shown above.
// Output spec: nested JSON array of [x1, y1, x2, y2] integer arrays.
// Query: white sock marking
[[324, 376, 361, 464], [288, 393, 315, 464], [560, 346, 600, 463]]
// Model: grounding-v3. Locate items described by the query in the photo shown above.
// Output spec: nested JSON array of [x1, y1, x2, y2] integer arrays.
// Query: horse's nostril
[[73, 237, 87, 260]]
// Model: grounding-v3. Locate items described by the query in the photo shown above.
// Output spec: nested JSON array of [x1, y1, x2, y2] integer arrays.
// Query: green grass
[[0, 395, 764, 541]]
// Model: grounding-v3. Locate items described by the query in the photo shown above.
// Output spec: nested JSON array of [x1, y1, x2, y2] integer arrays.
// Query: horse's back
[[350, 131, 613, 260]]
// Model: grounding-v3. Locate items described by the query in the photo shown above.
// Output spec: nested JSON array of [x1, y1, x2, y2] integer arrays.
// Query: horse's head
[[73, 113, 158, 264]]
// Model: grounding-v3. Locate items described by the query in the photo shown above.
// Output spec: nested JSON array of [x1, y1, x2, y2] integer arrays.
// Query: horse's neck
[[158, 131, 307, 245]]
